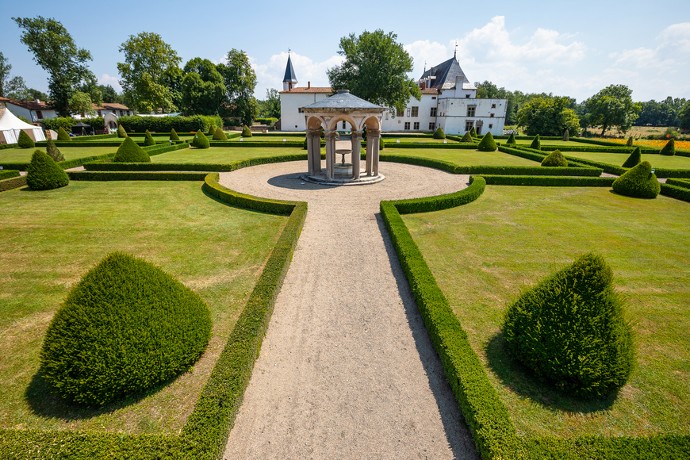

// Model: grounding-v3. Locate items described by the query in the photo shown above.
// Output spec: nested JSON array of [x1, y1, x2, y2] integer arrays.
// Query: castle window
[[489, 124, 493, 129], [490, 113, 495, 118], [413, 122, 420, 130], [429, 122, 435, 130], [404, 122, 410, 130], [467, 106, 476, 117], [465, 121, 474, 132], [406, 108, 411, 117], [466, 94, 470, 98], [411, 106, 419, 117], [491, 103, 496, 108], [430, 107, 437, 117]]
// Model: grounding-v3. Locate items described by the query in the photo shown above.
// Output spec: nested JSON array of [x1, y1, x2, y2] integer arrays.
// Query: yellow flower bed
[[592, 138, 690, 150]]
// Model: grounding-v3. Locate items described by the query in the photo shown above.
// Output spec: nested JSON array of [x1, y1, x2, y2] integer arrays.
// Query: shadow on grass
[[25, 369, 169, 421], [485, 332, 617, 414]]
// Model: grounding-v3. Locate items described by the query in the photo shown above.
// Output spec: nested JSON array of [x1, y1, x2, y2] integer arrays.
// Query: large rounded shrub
[[612, 161, 660, 198], [213, 127, 227, 140], [57, 126, 71, 141], [433, 127, 446, 139], [46, 139, 64, 162], [659, 138, 675, 156], [113, 136, 151, 162], [26, 150, 69, 190], [530, 134, 541, 150], [477, 132, 497, 151], [503, 253, 634, 398], [191, 130, 210, 149], [622, 147, 641, 168], [117, 124, 127, 138], [241, 125, 252, 137], [40, 252, 212, 406], [541, 149, 568, 167], [143, 130, 155, 146], [18, 130, 35, 148]]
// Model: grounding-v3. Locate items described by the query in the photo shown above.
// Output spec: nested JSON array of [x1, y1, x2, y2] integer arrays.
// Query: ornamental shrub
[[46, 139, 64, 162], [659, 138, 675, 156], [433, 127, 446, 139], [469, 126, 477, 137], [213, 127, 227, 140], [191, 130, 210, 149], [503, 253, 634, 399], [17, 130, 35, 148], [57, 126, 71, 141], [612, 161, 660, 198], [626, 136, 634, 147], [26, 149, 69, 190], [40, 252, 212, 406], [622, 147, 641, 168], [143, 130, 155, 146], [563, 128, 570, 141], [113, 136, 151, 162], [117, 124, 127, 138], [303, 136, 308, 150], [461, 132, 473, 142], [541, 149, 568, 167], [477, 132, 497, 151], [241, 125, 252, 137], [207, 124, 215, 136], [530, 134, 541, 150], [379, 137, 385, 150], [506, 132, 516, 144], [170, 128, 180, 141]]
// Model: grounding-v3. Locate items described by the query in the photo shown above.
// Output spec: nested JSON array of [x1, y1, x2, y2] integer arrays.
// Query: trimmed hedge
[[660, 183, 690, 203], [0, 170, 20, 180], [241, 125, 252, 137], [482, 175, 615, 186], [541, 149, 568, 167], [477, 132, 497, 152], [113, 137, 151, 163], [68, 171, 208, 181], [191, 130, 210, 149], [41, 252, 212, 406], [612, 161, 660, 198], [506, 132, 516, 144], [46, 139, 65, 162], [394, 177, 486, 214], [562, 155, 628, 176], [665, 178, 690, 188], [622, 147, 641, 168], [170, 128, 180, 141], [0, 175, 27, 192], [203, 173, 296, 215], [143, 130, 155, 146], [503, 253, 634, 398], [461, 132, 473, 142], [117, 125, 127, 138], [660, 139, 675, 156], [57, 127, 71, 141], [18, 130, 35, 148], [530, 134, 541, 150], [118, 115, 223, 133], [26, 150, 69, 190], [213, 127, 227, 141], [433, 127, 446, 139]]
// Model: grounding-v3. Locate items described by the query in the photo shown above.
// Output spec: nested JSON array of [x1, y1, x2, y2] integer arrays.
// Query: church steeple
[[283, 50, 298, 91]]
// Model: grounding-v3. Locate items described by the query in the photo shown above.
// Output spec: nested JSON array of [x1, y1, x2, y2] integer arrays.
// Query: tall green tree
[[98, 84, 122, 104], [4, 75, 48, 101], [117, 32, 181, 113], [13, 16, 95, 116], [68, 90, 95, 116], [217, 49, 257, 125], [679, 100, 690, 132], [517, 96, 580, 136], [327, 30, 421, 114], [582, 84, 641, 136], [180, 58, 226, 115], [0, 52, 11, 97], [257, 88, 281, 119]]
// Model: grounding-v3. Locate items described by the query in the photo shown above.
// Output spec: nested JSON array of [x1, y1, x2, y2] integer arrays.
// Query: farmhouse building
[[279, 52, 507, 136]]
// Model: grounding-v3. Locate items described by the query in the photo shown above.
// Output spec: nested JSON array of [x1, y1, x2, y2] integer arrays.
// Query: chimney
[[307, 81, 311, 89]]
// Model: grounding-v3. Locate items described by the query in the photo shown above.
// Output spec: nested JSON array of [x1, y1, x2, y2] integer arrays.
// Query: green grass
[[0, 146, 118, 162], [565, 151, 690, 169], [0, 181, 286, 434], [74, 135, 196, 143], [228, 134, 304, 142], [512, 139, 581, 147], [385, 137, 457, 144], [403, 186, 690, 438], [152, 146, 306, 164], [382, 147, 540, 166]]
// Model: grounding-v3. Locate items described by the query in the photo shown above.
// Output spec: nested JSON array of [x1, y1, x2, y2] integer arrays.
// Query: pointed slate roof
[[419, 56, 469, 90], [303, 90, 384, 111], [283, 55, 298, 83]]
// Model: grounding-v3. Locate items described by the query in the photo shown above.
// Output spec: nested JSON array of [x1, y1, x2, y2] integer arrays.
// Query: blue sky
[[2, 0, 689, 103]]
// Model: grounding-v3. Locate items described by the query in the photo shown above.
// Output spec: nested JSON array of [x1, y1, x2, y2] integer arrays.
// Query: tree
[[0, 52, 11, 97], [327, 29, 421, 114], [3, 74, 49, 101], [180, 57, 226, 115], [13, 16, 96, 116], [68, 90, 94, 116], [98, 84, 122, 103], [257, 88, 281, 119], [117, 32, 181, 113], [679, 100, 690, 132], [583, 84, 641, 136], [517, 96, 580, 136], [217, 49, 257, 125]]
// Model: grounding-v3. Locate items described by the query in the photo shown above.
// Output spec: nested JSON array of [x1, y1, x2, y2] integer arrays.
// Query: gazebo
[[302, 90, 385, 184]]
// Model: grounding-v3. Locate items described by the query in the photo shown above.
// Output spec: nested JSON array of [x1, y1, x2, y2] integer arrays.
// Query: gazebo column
[[368, 129, 381, 176], [307, 128, 321, 175], [325, 130, 337, 180], [351, 130, 361, 179]]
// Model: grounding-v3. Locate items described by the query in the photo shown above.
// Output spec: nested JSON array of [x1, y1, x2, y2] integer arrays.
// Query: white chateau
[[279, 52, 507, 136]]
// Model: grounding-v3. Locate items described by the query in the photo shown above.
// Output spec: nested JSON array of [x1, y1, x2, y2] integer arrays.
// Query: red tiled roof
[[6, 99, 51, 110], [280, 87, 333, 94]]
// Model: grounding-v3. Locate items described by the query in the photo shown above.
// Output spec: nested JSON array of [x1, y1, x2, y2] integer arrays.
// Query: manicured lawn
[[511, 139, 584, 147], [381, 147, 539, 166], [229, 134, 304, 142], [385, 137, 458, 144], [404, 186, 690, 438], [152, 146, 306, 163], [0, 146, 118, 163], [564, 151, 690, 169], [0, 181, 286, 434], [74, 135, 195, 143]]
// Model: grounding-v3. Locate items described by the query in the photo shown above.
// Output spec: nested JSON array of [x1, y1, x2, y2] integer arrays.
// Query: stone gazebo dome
[[302, 90, 385, 185]]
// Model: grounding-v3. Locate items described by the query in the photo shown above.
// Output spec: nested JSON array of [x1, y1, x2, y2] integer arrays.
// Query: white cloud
[[98, 73, 122, 92]]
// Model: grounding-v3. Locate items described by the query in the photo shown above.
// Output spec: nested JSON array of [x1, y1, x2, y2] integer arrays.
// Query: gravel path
[[220, 161, 478, 459]]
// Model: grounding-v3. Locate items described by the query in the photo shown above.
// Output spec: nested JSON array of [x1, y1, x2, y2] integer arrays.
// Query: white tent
[[0, 107, 46, 144]]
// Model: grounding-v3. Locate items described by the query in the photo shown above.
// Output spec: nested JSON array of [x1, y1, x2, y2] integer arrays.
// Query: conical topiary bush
[[207, 124, 216, 136], [191, 130, 210, 149], [622, 147, 641, 168], [143, 130, 155, 146], [626, 136, 633, 147], [40, 252, 212, 406], [541, 149, 568, 167], [506, 132, 516, 144], [241, 125, 252, 137], [563, 128, 570, 141], [433, 127, 446, 139], [170, 128, 180, 141], [530, 134, 541, 150], [659, 139, 675, 156], [26, 149, 69, 190], [46, 139, 64, 162], [612, 161, 660, 198], [113, 136, 151, 162], [18, 130, 35, 148], [117, 124, 127, 138], [57, 126, 71, 141], [461, 132, 473, 142], [477, 132, 497, 152], [213, 127, 227, 140], [502, 253, 634, 398], [469, 126, 477, 137]]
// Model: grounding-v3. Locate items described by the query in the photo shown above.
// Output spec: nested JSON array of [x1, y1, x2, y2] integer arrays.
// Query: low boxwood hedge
[[665, 178, 690, 188], [660, 183, 690, 203], [68, 171, 208, 181], [0, 175, 26, 192], [394, 177, 486, 214], [0, 170, 20, 180], [482, 175, 615, 186]]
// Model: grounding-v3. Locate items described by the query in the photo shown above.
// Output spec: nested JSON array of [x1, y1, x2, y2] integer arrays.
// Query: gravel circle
[[220, 161, 478, 459]]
